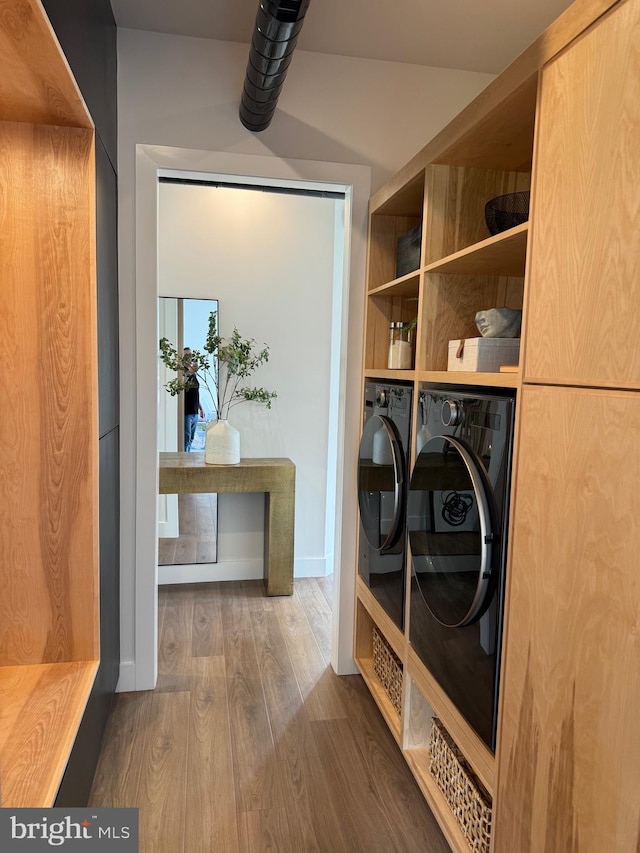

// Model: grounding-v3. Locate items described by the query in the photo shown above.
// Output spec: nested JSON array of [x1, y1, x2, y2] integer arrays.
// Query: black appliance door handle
[[357, 415, 405, 551], [443, 435, 494, 627]]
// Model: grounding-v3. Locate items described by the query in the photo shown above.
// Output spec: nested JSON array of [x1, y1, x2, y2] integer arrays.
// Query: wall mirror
[[157, 296, 218, 567]]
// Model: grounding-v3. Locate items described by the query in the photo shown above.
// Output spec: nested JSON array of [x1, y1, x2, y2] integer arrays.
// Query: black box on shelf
[[395, 224, 421, 278]]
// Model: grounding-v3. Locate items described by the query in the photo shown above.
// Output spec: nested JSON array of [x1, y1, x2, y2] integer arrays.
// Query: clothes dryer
[[357, 381, 412, 630], [408, 384, 515, 750]]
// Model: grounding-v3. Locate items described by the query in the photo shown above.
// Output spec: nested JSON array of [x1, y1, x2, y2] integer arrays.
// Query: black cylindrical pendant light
[[239, 0, 311, 132]]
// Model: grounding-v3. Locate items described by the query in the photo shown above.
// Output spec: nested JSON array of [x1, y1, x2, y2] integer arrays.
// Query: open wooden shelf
[[363, 368, 416, 382], [404, 748, 475, 853], [0, 661, 99, 807], [425, 223, 528, 277], [0, 0, 99, 810], [418, 370, 520, 389], [355, 656, 402, 744], [407, 647, 494, 794], [368, 271, 420, 297]]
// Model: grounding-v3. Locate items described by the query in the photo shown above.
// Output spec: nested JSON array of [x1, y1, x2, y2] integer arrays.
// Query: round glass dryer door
[[408, 435, 495, 627], [357, 415, 405, 551]]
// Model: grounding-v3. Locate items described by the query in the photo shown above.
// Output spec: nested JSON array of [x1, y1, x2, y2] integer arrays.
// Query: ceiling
[[109, 0, 575, 75]]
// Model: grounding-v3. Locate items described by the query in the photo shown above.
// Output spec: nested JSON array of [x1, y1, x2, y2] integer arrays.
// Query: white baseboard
[[158, 559, 264, 585], [293, 556, 330, 577], [158, 556, 331, 585]]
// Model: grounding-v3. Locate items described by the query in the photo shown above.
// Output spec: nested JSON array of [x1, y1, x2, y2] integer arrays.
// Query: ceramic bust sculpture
[[475, 307, 522, 338]]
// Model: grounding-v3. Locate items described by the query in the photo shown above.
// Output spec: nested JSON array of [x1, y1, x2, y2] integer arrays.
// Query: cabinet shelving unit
[[0, 1, 99, 807], [355, 1, 629, 850]]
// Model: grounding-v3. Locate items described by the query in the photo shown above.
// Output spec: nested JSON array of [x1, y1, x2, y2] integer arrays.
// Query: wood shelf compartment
[[403, 673, 478, 853], [354, 596, 403, 744], [365, 291, 419, 374], [418, 271, 524, 374], [407, 646, 494, 794], [368, 270, 420, 297], [433, 75, 538, 173], [0, 661, 99, 807], [418, 370, 520, 389], [0, 0, 99, 810], [423, 164, 530, 268], [368, 172, 425, 290], [425, 222, 528, 277]]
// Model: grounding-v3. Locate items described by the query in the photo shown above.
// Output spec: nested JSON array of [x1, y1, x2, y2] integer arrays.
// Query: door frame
[[121, 145, 371, 690]]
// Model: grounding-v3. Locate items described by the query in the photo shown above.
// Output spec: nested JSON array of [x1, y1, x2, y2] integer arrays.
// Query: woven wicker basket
[[372, 626, 403, 715], [428, 718, 492, 853]]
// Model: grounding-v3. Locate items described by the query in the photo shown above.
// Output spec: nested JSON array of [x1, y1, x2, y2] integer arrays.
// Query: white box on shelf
[[448, 337, 520, 372]]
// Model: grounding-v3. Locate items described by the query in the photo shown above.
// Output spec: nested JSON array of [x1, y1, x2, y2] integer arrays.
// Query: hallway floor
[[89, 578, 449, 852]]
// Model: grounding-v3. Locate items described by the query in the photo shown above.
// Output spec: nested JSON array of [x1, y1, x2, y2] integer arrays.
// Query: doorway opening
[[128, 146, 370, 692]]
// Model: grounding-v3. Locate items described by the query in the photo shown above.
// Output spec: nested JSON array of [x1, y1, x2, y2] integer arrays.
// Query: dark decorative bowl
[[484, 191, 530, 236]]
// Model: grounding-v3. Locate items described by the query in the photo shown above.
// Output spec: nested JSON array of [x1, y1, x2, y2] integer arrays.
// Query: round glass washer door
[[408, 435, 495, 627], [357, 414, 405, 551]]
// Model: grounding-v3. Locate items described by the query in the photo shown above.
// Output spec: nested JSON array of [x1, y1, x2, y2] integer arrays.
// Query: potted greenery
[[159, 311, 276, 464]]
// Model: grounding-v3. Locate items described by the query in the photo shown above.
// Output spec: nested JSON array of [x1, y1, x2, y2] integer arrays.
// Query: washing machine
[[357, 380, 412, 631], [408, 384, 515, 751]]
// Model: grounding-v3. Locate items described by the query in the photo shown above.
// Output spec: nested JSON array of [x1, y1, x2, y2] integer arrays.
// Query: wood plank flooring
[[89, 578, 449, 852], [158, 492, 218, 565]]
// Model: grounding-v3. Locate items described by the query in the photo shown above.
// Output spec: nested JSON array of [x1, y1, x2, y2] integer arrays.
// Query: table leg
[[264, 485, 294, 595]]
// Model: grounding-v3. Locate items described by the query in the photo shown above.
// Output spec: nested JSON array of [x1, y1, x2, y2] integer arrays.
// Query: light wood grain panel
[[371, 0, 620, 212], [89, 690, 154, 808], [185, 657, 238, 853], [524, 0, 640, 388], [495, 385, 640, 852], [0, 661, 97, 806], [0, 0, 91, 126], [137, 692, 190, 853], [0, 121, 98, 665], [418, 370, 520, 389]]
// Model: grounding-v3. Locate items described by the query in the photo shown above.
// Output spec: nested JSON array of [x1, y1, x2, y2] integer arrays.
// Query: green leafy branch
[[159, 311, 277, 420]]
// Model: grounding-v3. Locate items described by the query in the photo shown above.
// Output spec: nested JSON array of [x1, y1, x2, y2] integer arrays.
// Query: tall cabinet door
[[495, 384, 640, 852], [523, 0, 640, 389]]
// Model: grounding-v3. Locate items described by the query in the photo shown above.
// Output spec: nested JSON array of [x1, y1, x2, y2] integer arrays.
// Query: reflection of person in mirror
[[183, 347, 204, 452]]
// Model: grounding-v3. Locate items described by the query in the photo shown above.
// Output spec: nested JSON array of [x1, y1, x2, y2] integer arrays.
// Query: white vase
[[205, 418, 240, 465]]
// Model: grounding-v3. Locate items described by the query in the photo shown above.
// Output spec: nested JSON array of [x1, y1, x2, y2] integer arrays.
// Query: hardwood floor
[[158, 492, 218, 565], [89, 579, 449, 852]]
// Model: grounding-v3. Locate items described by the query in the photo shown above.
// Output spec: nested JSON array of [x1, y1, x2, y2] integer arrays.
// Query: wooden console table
[[158, 453, 295, 595]]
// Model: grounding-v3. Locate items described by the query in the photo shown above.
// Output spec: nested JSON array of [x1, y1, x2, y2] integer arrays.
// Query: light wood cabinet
[[495, 385, 640, 851], [0, 0, 99, 807], [523, 0, 640, 389], [495, 1, 640, 848], [354, 0, 637, 850]]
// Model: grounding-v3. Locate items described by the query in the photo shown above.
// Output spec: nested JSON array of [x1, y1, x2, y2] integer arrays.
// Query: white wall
[[158, 183, 337, 579], [117, 28, 495, 689]]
